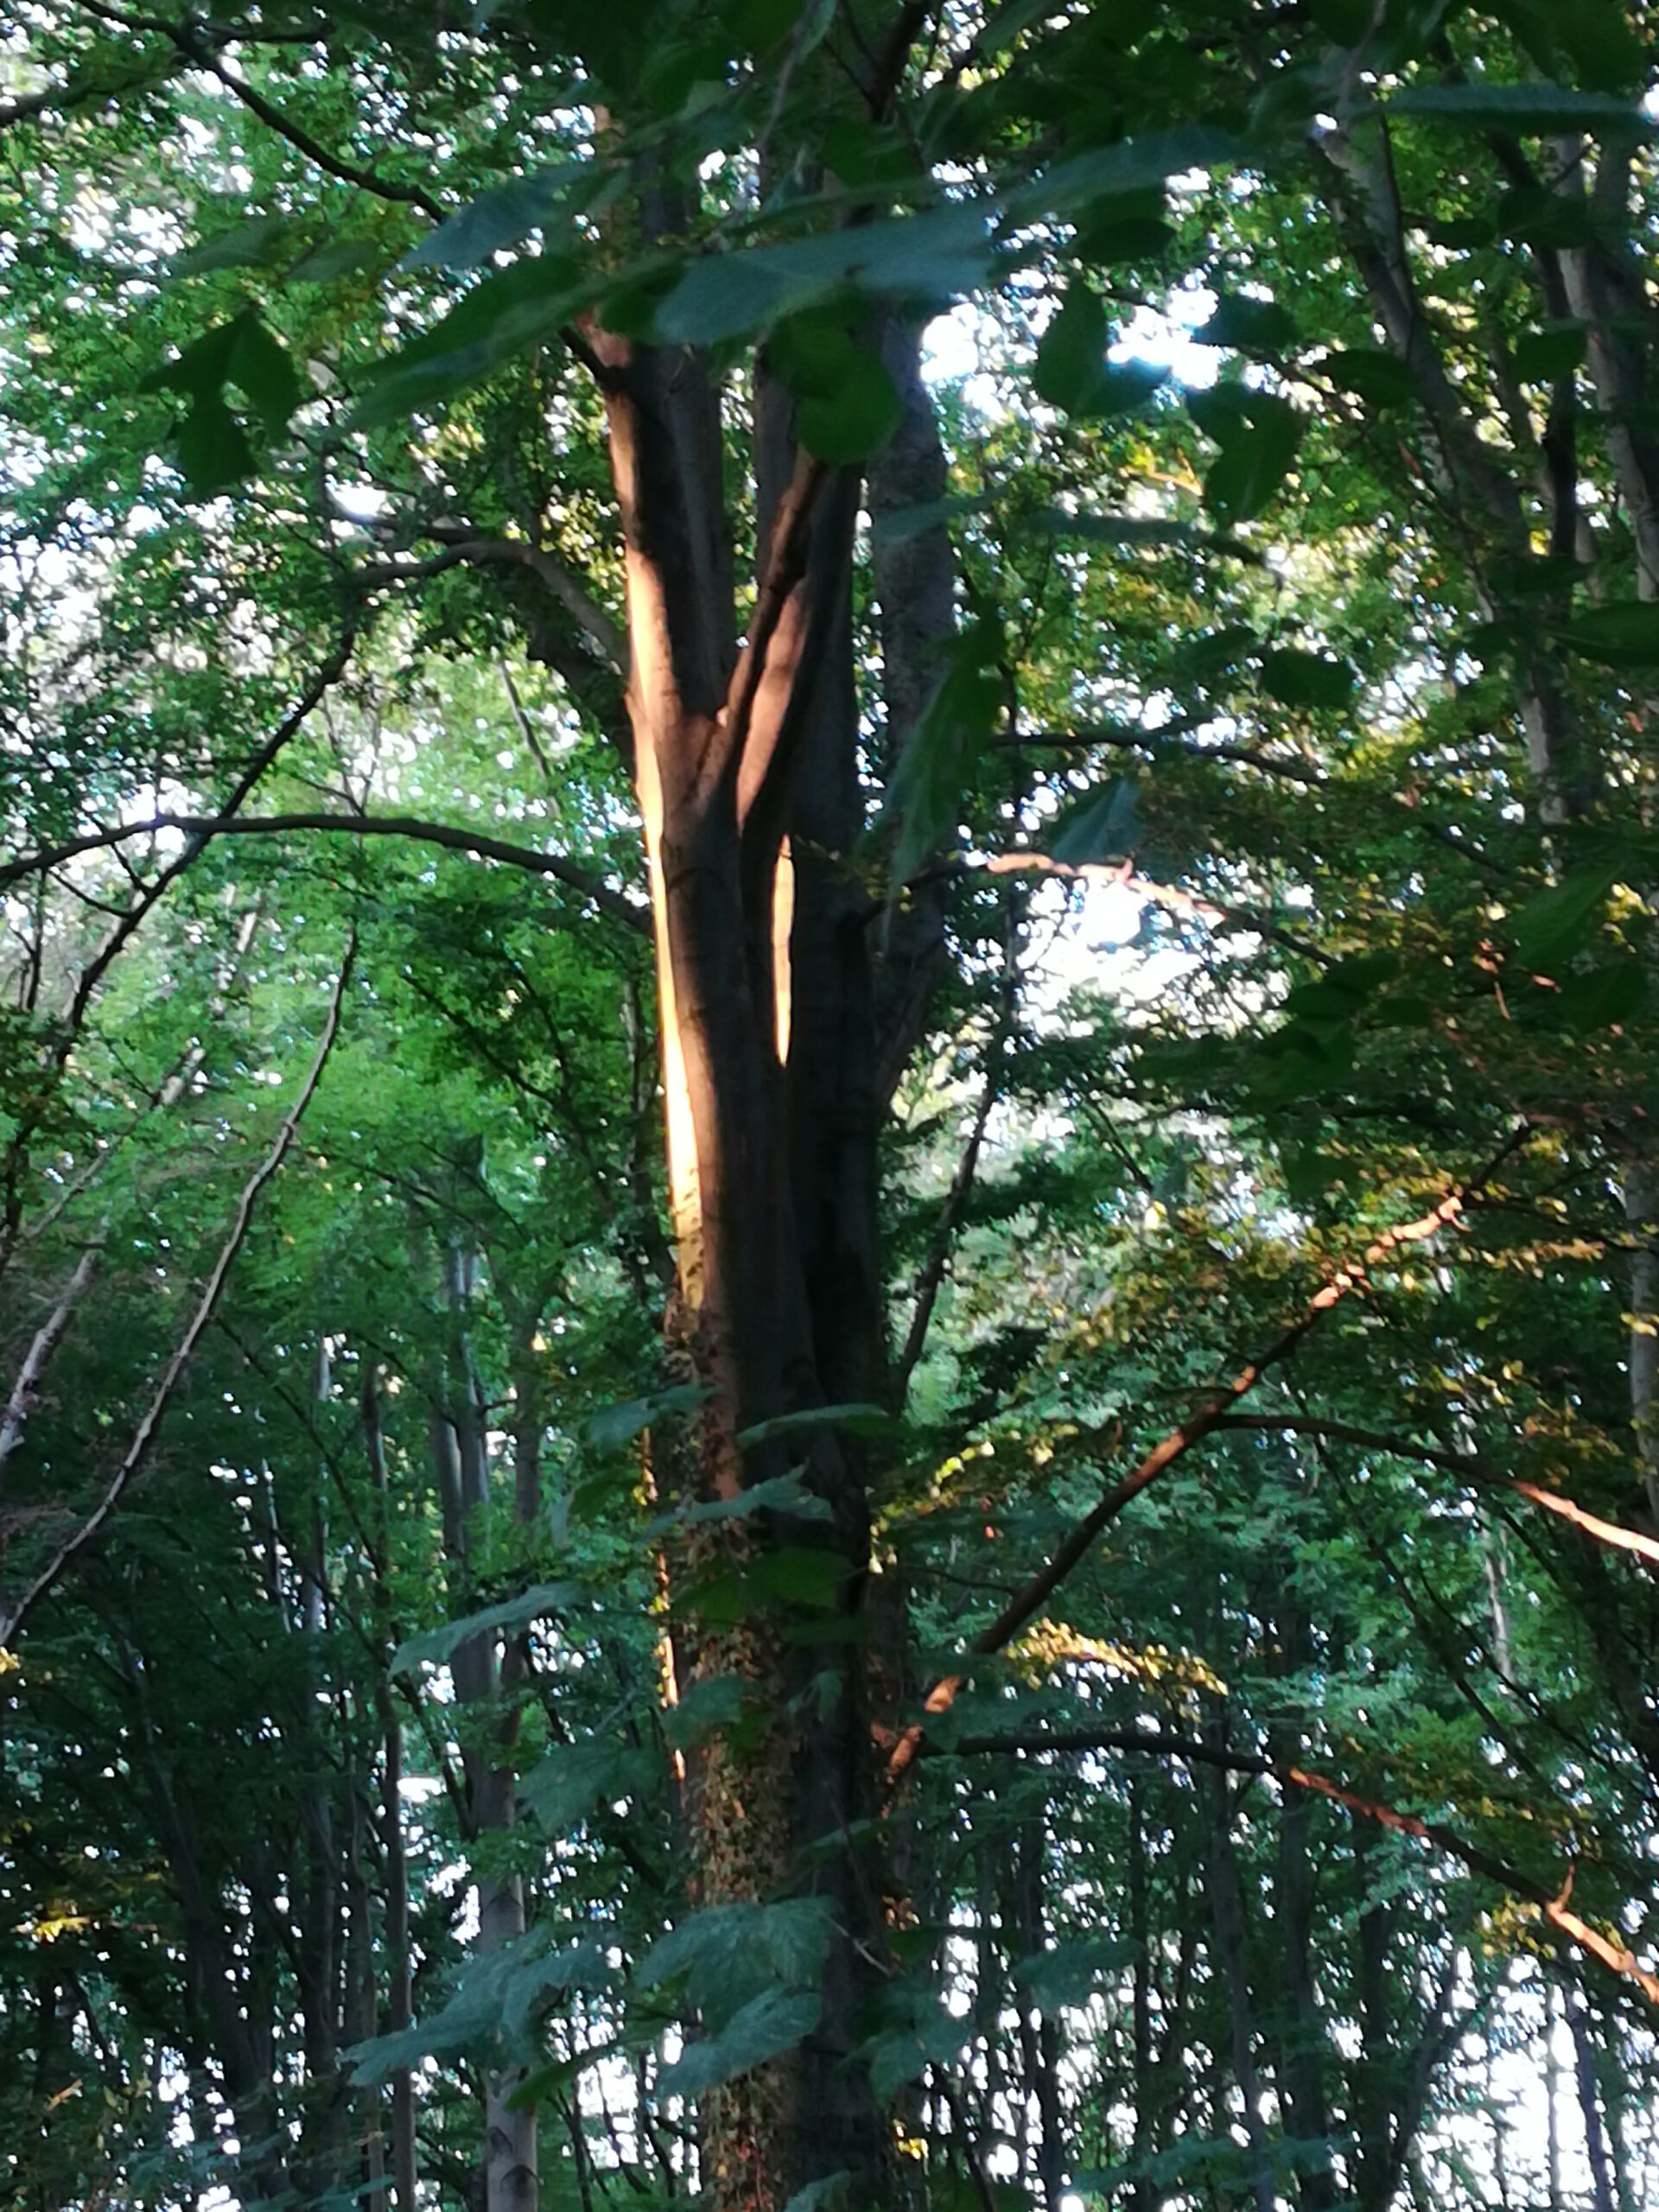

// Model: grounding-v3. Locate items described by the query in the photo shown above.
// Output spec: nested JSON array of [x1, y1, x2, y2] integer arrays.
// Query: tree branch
[[1214, 1413, 1659, 1571], [0, 811, 649, 935], [0, 1241, 103, 1493], [886, 1125, 1531, 1780], [180, 35, 444, 219], [418, 525, 627, 672], [953, 1726, 1659, 2006]]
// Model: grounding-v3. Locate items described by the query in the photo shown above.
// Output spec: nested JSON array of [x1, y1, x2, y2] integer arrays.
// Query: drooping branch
[[953, 1726, 1659, 2007], [0, 938, 356, 1648], [886, 1125, 1531, 1779], [0, 811, 649, 933]]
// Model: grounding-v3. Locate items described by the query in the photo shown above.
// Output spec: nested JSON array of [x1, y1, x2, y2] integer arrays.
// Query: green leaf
[[226, 313, 302, 436], [782, 2178, 855, 2212], [661, 1673, 757, 1749], [351, 255, 593, 427], [748, 1546, 853, 1609], [636, 1898, 833, 2019], [884, 615, 1004, 884], [734, 1402, 889, 1449], [872, 493, 988, 542], [141, 308, 301, 489], [173, 216, 295, 276], [585, 1382, 709, 1450], [1389, 81, 1652, 134], [1007, 128, 1236, 223], [1259, 648, 1357, 710], [653, 203, 995, 346], [1511, 863, 1620, 970], [402, 165, 588, 270], [1034, 287, 1166, 416], [1014, 1936, 1140, 2014], [1049, 779, 1141, 866], [1189, 385, 1302, 524], [1324, 347, 1415, 410], [1553, 601, 1659, 665], [173, 390, 253, 498], [288, 235, 388, 283], [1559, 960, 1648, 1030], [796, 346, 903, 463], [658, 1987, 822, 2098], [645, 1471, 832, 1540], [861, 1984, 970, 2099], [520, 1740, 658, 1830], [1196, 292, 1299, 354], [391, 1582, 581, 1674]]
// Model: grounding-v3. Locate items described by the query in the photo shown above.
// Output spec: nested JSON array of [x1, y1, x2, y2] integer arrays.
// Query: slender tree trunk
[[364, 1365, 420, 2212], [1197, 1760, 1278, 2212], [1565, 1990, 1618, 2212], [434, 1249, 538, 2212]]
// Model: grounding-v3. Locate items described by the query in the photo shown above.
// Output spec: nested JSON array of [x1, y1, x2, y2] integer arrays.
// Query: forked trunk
[[591, 306, 890, 2207]]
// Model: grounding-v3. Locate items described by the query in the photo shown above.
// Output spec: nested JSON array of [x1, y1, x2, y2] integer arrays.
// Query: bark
[[582, 253, 912, 2212], [1268, 1596, 1338, 2212]]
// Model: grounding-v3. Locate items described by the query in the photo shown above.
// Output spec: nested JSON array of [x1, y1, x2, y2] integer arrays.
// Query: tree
[[5, 3, 1659, 2211]]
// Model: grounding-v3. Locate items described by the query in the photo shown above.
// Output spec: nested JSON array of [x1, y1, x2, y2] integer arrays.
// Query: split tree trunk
[[585, 283, 923, 2212]]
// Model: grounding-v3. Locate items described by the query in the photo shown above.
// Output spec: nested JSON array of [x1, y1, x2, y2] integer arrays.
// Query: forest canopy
[[3, 3, 1659, 2210]]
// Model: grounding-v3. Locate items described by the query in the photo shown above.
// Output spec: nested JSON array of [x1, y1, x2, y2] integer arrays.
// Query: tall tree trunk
[[365, 1364, 420, 2212], [582, 188, 910, 2194]]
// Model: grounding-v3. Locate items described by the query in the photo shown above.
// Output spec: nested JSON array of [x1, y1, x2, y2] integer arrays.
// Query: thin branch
[[1215, 1414, 1659, 1570], [1, 811, 649, 935], [419, 525, 627, 671], [181, 35, 444, 219], [953, 1726, 1659, 2006], [0, 940, 355, 1647], [886, 1125, 1531, 1780], [1000, 722, 1323, 782]]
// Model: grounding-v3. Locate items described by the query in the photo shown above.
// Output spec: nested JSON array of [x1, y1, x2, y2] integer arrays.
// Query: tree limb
[[1214, 1414, 1659, 1570], [0, 811, 649, 934], [886, 1124, 1531, 1780], [952, 1726, 1659, 2006]]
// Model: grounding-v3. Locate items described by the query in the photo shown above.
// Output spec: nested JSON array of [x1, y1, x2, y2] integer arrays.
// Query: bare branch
[[419, 525, 628, 672], [0, 1241, 103, 1492]]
